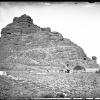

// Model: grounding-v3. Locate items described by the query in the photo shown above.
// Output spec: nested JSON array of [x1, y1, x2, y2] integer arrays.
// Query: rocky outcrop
[[0, 14, 99, 99], [0, 14, 95, 70]]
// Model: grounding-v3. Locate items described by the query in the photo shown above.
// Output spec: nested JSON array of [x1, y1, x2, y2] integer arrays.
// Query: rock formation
[[0, 14, 99, 99]]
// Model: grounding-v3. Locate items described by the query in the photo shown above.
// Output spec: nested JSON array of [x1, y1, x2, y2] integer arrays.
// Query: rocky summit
[[0, 14, 99, 99]]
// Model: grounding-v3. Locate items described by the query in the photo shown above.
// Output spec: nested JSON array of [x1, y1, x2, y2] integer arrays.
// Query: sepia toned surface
[[0, 14, 100, 99]]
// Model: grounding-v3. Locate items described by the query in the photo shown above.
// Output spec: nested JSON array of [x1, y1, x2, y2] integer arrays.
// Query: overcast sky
[[0, 2, 100, 63]]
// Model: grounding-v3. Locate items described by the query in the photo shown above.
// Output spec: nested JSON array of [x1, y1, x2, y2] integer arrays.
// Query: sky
[[0, 2, 100, 64]]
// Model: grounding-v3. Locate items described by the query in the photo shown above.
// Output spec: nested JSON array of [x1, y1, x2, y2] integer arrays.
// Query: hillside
[[0, 14, 99, 99]]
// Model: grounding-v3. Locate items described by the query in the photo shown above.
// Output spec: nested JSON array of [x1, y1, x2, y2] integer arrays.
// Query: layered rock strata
[[0, 14, 99, 99]]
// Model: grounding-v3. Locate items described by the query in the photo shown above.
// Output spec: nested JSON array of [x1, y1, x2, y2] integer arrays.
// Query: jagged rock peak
[[13, 14, 33, 24], [1, 14, 42, 37]]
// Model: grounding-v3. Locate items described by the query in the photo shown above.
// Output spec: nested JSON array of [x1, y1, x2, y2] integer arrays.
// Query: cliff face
[[0, 14, 99, 99], [0, 14, 98, 71]]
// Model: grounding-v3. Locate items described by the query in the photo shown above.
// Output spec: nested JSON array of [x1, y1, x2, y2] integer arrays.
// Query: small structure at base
[[73, 65, 86, 73]]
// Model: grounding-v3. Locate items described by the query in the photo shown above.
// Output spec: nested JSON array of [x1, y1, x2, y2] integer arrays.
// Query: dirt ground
[[0, 71, 100, 99]]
